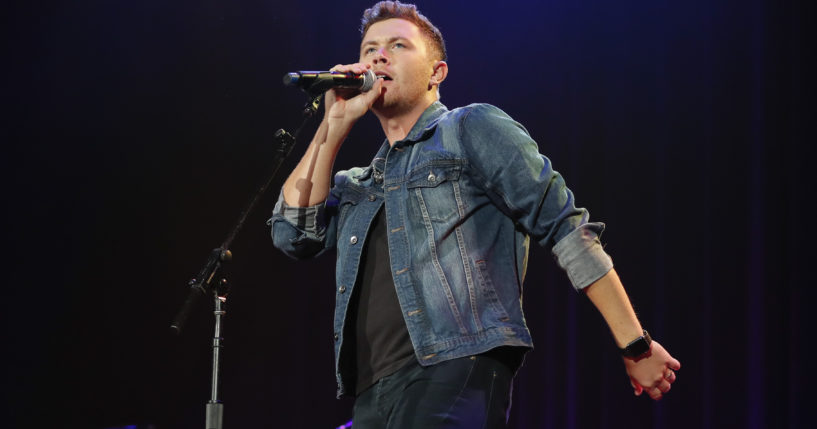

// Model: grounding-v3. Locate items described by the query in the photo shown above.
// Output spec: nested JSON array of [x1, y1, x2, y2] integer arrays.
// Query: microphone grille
[[360, 69, 376, 92]]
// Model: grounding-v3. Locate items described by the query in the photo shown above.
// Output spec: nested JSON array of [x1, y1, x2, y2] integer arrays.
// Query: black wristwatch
[[620, 330, 652, 358]]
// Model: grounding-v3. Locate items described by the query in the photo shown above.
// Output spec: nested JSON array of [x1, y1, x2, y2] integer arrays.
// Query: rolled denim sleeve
[[460, 104, 613, 290], [268, 192, 329, 259], [552, 223, 614, 290]]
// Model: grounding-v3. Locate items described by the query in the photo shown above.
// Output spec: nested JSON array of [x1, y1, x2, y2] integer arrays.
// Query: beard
[[372, 80, 433, 118]]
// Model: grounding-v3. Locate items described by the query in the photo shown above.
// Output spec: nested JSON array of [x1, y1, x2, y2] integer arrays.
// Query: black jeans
[[351, 354, 514, 429]]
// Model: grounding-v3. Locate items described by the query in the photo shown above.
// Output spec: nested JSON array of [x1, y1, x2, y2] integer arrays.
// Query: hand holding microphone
[[286, 63, 384, 140]]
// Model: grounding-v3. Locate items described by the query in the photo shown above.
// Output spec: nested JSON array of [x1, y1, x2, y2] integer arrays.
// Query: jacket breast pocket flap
[[405, 164, 462, 189]]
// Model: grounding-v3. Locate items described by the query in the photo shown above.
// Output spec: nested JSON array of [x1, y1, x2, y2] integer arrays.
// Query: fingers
[[327, 62, 379, 104], [670, 357, 681, 371], [633, 366, 677, 401], [630, 378, 643, 396], [329, 62, 371, 74], [645, 369, 675, 401]]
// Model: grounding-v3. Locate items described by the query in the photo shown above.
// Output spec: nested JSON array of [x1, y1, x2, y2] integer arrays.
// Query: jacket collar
[[397, 101, 448, 146], [374, 100, 447, 156], [358, 101, 448, 180]]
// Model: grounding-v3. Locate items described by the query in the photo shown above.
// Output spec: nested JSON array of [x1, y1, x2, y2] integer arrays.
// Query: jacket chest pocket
[[337, 190, 365, 233], [405, 164, 463, 222]]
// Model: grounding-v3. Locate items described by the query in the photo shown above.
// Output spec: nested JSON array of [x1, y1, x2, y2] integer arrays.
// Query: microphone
[[283, 69, 377, 94]]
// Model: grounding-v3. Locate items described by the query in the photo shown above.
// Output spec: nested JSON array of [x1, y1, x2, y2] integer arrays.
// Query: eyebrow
[[361, 36, 409, 50]]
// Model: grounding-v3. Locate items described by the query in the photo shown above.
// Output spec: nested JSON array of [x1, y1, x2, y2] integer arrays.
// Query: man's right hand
[[281, 62, 383, 208], [324, 63, 383, 133]]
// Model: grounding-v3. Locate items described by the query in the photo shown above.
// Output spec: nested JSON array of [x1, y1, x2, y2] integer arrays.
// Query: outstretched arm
[[584, 269, 681, 400]]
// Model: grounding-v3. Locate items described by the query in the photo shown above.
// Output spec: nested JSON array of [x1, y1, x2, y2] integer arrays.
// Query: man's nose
[[373, 48, 389, 64]]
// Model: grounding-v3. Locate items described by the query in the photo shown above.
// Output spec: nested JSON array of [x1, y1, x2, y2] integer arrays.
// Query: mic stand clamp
[[303, 93, 324, 118]]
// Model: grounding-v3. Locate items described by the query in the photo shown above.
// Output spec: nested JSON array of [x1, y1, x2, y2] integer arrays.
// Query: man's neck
[[375, 98, 436, 146]]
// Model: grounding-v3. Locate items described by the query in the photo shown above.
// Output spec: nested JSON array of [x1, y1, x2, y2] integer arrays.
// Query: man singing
[[269, 1, 680, 427]]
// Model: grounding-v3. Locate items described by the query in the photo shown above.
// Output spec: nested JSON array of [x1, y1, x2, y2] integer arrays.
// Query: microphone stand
[[170, 92, 325, 429]]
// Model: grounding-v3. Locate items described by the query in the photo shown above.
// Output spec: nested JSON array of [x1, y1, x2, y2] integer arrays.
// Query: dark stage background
[[5, 0, 815, 428]]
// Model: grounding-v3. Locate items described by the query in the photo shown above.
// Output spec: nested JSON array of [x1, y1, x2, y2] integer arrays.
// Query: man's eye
[[392, 42, 405, 49]]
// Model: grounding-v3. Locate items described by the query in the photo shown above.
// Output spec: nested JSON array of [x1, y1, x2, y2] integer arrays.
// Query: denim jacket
[[269, 102, 613, 397]]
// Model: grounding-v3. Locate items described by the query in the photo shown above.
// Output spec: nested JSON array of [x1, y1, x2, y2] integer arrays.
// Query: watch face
[[627, 338, 650, 357], [622, 331, 651, 358]]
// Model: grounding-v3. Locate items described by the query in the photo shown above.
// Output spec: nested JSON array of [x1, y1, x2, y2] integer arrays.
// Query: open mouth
[[375, 73, 393, 81]]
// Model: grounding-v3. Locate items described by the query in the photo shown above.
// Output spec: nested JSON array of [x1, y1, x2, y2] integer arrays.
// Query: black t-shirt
[[347, 206, 415, 395], [343, 206, 525, 396]]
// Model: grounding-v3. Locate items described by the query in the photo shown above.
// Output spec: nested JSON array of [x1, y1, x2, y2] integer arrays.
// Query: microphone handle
[[283, 70, 375, 93]]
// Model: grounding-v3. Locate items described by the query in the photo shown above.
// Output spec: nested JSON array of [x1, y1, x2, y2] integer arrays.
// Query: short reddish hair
[[360, 1, 447, 62]]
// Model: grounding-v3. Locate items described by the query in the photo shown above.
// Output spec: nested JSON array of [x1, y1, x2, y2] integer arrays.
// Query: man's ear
[[429, 61, 448, 89]]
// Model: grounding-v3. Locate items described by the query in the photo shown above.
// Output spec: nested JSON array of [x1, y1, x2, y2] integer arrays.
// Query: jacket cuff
[[271, 191, 326, 236], [552, 223, 614, 291]]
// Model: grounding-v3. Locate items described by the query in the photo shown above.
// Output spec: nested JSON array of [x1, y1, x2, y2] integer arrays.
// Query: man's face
[[360, 18, 438, 114]]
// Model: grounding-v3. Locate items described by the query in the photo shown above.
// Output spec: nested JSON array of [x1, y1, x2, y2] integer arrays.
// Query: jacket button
[[427, 172, 436, 182], [338, 285, 346, 293], [333, 332, 339, 341], [368, 194, 376, 202], [350, 235, 358, 244]]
